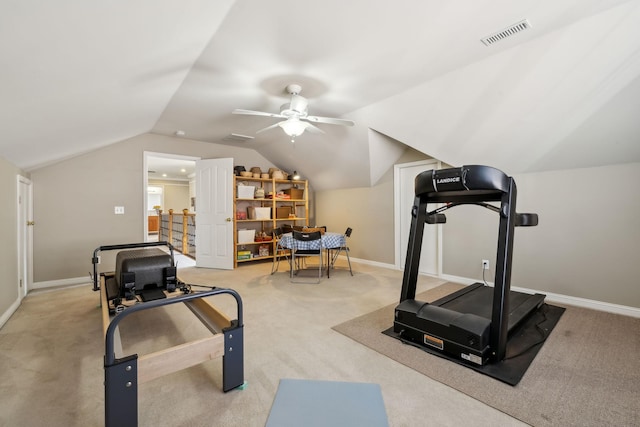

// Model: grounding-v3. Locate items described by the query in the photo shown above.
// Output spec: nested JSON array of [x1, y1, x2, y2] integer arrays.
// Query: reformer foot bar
[[93, 242, 244, 427], [394, 165, 544, 366]]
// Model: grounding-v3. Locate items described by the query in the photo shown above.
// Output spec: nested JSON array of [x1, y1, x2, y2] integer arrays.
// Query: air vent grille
[[481, 19, 531, 46], [222, 133, 255, 142]]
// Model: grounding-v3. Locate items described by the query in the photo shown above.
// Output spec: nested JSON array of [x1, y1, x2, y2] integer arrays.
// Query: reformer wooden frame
[[93, 243, 244, 427]]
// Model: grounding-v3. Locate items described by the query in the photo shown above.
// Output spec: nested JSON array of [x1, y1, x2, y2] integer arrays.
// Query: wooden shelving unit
[[233, 176, 309, 267]]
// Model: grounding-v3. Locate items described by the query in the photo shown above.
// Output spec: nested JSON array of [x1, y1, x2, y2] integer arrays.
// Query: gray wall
[[25, 131, 640, 309], [316, 148, 431, 265], [0, 156, 24, 319], [444, 162, 640, 308], [30, 133, 278, 282], [318, 159, 639, 308]]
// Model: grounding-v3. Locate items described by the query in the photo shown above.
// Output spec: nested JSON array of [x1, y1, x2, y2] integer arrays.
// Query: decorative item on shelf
[[284, 187, 304, 199], [261, 173, 269, 179], [237, 183, 255, 198], [255, 187, 265, 198], [272, 170, 284, 180], [238, 229, 255, 244], [240, 171, 252, 177], [291, 170, 301, 180], [288, 213, 296, 219], [234, 166, 246, 176], [275, 206, 293, 219], [247, 206, 270, 220], [250, 167, 262, 175], [255, 231, 271, 242], [258, 244, 270, 257], [236, 211, 247, 220], [237, 249, 252, 260]]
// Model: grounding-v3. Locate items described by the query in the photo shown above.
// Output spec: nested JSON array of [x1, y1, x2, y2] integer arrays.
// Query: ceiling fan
[[233, 84, 355, 142]]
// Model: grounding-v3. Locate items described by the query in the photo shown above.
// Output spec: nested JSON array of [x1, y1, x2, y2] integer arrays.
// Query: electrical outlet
[[482, 259, 490, 270]]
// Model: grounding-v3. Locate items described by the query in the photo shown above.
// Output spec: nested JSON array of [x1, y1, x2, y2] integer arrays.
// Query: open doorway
[[143, 152, 199, 242]]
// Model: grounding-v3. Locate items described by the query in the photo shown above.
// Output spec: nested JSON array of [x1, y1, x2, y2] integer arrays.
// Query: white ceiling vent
[[222, 133, 255, 142], [481, 19, 531, 46]]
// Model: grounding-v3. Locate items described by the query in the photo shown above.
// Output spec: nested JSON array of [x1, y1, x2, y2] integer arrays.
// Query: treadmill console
[[416, 165, 511, 200]]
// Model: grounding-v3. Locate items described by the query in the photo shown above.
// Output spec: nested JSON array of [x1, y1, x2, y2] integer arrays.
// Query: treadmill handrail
[[426, 201, 538, 227]]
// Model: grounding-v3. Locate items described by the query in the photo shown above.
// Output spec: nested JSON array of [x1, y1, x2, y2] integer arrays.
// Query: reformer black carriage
[[393, 165, 559, 379]]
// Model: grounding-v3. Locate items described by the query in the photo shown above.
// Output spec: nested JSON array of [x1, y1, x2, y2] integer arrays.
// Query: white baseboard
[[31, 276, 91, 291], [345, 256, 396, 270], [440, 274, 640, 318], [0, 297, 21, 330]]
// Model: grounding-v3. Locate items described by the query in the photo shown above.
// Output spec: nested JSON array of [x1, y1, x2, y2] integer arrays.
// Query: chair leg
[[345, 249, 353, 276]]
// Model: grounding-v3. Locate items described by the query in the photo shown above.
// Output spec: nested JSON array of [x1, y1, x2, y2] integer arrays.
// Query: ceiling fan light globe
[[279, 119, 307, 137]]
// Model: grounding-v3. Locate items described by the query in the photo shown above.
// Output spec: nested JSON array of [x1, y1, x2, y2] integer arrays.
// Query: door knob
[[27, 221, 35, 226], [226, 217, 232, 222]]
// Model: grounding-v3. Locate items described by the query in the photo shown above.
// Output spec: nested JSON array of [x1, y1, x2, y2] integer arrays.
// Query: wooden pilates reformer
[[92, 242, 244, 427]]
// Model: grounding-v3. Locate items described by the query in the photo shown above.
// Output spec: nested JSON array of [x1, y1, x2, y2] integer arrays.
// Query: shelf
[[237, 255, 272, 262], [233, 175, 308, 268]]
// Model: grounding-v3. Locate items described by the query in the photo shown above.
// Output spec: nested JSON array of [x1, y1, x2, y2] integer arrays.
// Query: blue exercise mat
[[266, 379, 389, 427]]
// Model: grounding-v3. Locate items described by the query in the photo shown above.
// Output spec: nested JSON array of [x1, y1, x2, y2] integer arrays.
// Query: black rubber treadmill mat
[[383, 303, 565, 386]]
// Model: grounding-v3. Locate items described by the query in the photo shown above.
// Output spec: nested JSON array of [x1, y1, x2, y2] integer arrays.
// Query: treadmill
[[394, 165, 545, 366]]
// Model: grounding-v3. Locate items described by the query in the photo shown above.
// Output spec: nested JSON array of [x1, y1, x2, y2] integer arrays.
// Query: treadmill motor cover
[[115, 248, 173, 294], [395, 299, 491, 361]]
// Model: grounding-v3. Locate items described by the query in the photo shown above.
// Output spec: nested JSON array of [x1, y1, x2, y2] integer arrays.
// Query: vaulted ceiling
[[2, 0, 639, 190]]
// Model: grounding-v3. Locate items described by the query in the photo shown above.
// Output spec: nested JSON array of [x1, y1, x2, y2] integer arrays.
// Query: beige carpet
[[333, 282, 640, 427], [2, 264, 533, 427]]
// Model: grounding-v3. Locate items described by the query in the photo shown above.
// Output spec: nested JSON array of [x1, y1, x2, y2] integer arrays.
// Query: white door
[[17, 176, 33, 299], [195, 158, 234, 269], [394, 160, 440, 275]]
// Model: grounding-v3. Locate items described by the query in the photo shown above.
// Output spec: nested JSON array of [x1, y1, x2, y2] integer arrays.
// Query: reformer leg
[[105, 355, 138, 427], [222, 322, 244, 392]]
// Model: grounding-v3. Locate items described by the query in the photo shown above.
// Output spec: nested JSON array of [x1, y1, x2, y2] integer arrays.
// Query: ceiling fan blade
[[303, 115, 355, 126], [304, 122, 325, 134], [233, 109, 286, 119], [255, 122, 282, 134]]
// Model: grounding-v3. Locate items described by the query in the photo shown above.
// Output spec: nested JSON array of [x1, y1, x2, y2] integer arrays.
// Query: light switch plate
[[114, 206, 125, 215]]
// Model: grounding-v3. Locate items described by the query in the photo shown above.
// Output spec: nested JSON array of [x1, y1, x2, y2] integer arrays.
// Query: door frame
[[394, 159, 442, 275], [17, 175, 33, 300], [143, 152, 200, 241]]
